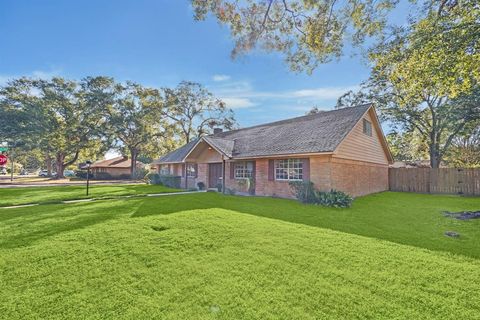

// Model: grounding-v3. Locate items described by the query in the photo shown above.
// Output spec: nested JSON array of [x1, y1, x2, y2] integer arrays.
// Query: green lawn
[[1, 190, 479, 319], [0, 184, 180, 207]]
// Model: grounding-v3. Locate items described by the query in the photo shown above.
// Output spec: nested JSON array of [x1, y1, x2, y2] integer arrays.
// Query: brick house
[[153, 104, 393, 197], [91, 156, 141, 179]]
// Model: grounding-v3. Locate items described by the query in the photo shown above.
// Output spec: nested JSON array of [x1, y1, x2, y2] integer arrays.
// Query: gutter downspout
[[185, 163, 188, 189], [222, 158, 226, 194]]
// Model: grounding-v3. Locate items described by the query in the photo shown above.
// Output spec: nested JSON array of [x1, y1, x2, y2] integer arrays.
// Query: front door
[[208, 163, 223, 188]]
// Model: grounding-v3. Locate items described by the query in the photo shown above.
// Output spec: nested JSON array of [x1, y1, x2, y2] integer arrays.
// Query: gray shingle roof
[[153, 138, 200, 164], [154, 104, 372, 163]]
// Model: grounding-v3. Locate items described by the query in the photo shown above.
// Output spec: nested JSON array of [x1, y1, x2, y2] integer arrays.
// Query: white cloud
[[221, 97, 257, 109], [0, 76, 9, 86], [0, 69, 62, 86], [31, 70, 60, 79], [291, 86, 359, 100], [212, 74, 231, 82], [208, 80, 359, 113]]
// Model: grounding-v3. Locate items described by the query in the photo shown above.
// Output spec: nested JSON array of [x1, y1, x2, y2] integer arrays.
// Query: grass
[[135, 192, 480, 258], [0, 190, 479, 319], [0, 184, 181, 207]]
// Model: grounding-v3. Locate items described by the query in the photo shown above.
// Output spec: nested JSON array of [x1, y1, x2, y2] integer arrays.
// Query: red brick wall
[[157, 155, 388, 197], [196, 163, 208, 188], [309, 156, 332, 192], [224, 162, 252, 193], [330, 157, 388, 196], [253, 159, 295, 198]]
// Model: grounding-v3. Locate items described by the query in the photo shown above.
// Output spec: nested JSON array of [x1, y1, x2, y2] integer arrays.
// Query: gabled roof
[[91, 156, 140, 168], [153, 138, 200, 164], [154, 104, 383, 163]]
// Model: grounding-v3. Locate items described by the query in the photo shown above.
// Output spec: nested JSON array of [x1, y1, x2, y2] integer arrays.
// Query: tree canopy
[[192, 0, 397, 73], [106, 82, 173, 177], [164, 81, 236, 143], [0, 77, 112, 178]]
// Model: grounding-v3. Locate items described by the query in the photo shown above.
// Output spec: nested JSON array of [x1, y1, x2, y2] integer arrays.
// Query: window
[[160, 165, 169, 175], [234, 161, 253, 179], [275, 159, 303, 181], [363, 119, 372, 136], [186, 163, 196, 178]]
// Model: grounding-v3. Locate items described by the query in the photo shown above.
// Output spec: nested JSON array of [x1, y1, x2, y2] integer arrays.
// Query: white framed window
[[234, 161, 253, 179], [363, 119, 372, 136], [186, 163, 196, 178], [275, 159, 303, 181], [160, 165, 169, 175]]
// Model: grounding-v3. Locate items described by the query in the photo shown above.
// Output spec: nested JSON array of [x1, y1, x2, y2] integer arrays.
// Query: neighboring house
[[153, 104, 393, 197], [91, 156, 142, 178]]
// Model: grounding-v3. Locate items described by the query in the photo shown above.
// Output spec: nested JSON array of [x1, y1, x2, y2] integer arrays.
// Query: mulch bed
[[443, 211, 480, 220]]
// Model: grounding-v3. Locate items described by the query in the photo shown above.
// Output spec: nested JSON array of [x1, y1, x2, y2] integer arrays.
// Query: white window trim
[[186, 163, 196, 178], [275, 159, 303, 181], [160, 165, 170, 175], [234, 161, 253, 179], [363, 118, 372, 136]]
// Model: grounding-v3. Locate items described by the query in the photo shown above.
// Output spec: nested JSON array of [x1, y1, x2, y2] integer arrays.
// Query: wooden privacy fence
[[389, 168, 480, 196]]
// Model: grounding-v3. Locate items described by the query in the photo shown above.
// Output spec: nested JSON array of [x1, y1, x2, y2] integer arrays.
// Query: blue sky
[[1, 0, 383, 128]]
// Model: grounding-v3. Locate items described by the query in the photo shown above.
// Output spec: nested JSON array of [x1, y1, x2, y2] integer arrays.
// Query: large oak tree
[[163, 81, 236, 143], [191, 0, 397, 73], [0, 77, 112, 178], [106, 82, 173, 178]]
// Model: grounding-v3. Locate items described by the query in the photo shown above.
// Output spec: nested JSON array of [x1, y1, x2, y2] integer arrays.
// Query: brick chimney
[[213, 128, 223, 134]]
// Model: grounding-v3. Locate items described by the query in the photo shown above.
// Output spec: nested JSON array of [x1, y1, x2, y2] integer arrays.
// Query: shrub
[[289, 180, 316, 204], [248, 177, 256, 195], [75, 171, 93, 179], [237, 178, 256, 195], [316, 189, 353, 208], [94, 172, 113, 180], [118, 174, 132, 180], [197, 182, 205, 190], [134, 168, 149, 180], [146, 173, 162, 185], [289, 181, 353, 208], [158, 175, 181, 189], [225, 188, 237, 195]]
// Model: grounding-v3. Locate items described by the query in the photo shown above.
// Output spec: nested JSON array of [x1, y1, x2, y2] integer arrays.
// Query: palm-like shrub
[[316, 190, 353, 208]]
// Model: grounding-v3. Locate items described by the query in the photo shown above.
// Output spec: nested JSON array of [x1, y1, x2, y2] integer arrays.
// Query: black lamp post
[[85, 160, 92, 196]]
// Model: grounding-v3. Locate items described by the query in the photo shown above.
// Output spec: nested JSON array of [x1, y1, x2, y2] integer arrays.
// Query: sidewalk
[[0, 190, 205, 209], [0, 176, 143, 188]]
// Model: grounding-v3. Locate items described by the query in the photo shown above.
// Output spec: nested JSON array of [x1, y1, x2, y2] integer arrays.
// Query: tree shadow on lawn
[[0, 186, 88, 206], [0, 199, 142, 249], [131, 192, 480, 259]]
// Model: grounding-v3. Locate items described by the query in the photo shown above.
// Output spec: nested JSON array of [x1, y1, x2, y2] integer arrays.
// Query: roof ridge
[[210, 103, 372, 138], [155, 103, 375, 163]]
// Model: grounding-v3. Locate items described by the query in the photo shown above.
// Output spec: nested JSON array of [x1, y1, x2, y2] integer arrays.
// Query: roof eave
[[199, 137, 232, 159], [229, 151, 333, 160]]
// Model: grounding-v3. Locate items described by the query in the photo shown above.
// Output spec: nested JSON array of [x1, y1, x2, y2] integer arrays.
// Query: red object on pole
[[0, 154, 7, 166]]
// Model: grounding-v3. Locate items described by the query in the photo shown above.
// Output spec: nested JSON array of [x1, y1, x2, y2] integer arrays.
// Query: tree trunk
[[129, 149, 137, 179], [429, 145, 441, 168], [56, 153, 66, 179], [45, 154, 52, 176]]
